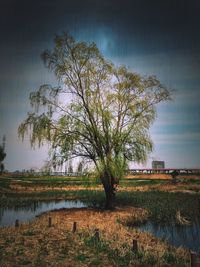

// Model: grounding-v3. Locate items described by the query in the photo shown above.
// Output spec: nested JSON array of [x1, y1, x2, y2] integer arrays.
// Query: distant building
[[152, 161, 165, 169]]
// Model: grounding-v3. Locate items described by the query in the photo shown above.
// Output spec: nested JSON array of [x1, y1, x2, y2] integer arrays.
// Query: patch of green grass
[[144, 254, 157, 266], [57, 254, 68, 260], [22, 230, 35, 236], [83, 235, 188, 267], [4, 237, 14, 245], [116, 191, 200, 224], [84, 235, 132, 266], [1, 176, 200, 226], [0, 177, 11, 189], [15, 247, 25, 256], [1, 189, 200, 225], [82, 190, 200, 224], [162, 251, 177, 264], [0, 244, 4, 260], [75, 253, 89, 262], [120, 214, 148, 227], [0, 174, 101, 192], [119, 178, 166, 187], [17, 259, 32, 265]]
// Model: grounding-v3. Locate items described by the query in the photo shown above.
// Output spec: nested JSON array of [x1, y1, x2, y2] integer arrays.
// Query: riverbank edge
[[0, 206, 190, 267]]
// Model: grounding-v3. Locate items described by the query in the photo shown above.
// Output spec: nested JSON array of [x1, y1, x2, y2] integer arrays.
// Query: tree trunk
[[104, 184, 116, 210], [99, 165, 117, 210], [104, 188, 115, 210]]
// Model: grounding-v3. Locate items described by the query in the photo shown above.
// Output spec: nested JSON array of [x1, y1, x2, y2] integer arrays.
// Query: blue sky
[[0, 0, 200, 171]]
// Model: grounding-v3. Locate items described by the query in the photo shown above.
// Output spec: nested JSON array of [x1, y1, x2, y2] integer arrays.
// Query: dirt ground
[[126, 173, 200, 180]]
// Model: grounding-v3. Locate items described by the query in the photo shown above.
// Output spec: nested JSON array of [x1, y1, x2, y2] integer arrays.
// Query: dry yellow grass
[[0, 207, 190, 266], [9, 181, 200, 195], [7, 174, 200, 194], [126, 173, 200, 180]]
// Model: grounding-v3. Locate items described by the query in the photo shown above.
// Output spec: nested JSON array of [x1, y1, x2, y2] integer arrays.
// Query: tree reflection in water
[[0, 199, 86, 227], [138, 219, 200, 252]]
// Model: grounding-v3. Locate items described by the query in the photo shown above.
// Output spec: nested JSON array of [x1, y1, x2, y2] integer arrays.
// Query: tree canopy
[[18, 33, 171, 208]]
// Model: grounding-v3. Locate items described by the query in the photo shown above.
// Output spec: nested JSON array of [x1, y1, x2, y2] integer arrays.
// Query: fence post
[[48, 217, 52, 227], [190, 251, 200, 267], [72, 222, 77, 233], [94, 228, 100, 242], [132, 239, 138, 253], [15, 219, 19, 228]]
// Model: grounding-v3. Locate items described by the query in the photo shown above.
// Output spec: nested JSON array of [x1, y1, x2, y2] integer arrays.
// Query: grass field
[[0, 173, 200, 266]]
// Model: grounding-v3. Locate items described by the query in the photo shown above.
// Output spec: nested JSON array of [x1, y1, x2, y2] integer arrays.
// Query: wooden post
[[94, 228, 100, 242], [132, 239, 138, 253], [72, 222, 77, 233], [15, 219, 19, 228], [48, 217, 52, 227], [190, 251, 200, 267]]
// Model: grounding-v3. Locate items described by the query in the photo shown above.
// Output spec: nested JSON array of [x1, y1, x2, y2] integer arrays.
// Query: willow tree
[[18, 33, 171, 209]]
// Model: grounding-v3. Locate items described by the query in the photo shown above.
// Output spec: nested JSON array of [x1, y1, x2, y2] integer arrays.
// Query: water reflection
[[137, 220, 200, 252], [1, 200, 200, 252], [0, 200, 86, 227]]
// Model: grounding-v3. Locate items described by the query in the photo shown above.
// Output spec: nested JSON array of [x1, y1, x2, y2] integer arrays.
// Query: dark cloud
[[1, 0, 200, 103], [0, 0, 199, 54], [0, 0, 200, 170]]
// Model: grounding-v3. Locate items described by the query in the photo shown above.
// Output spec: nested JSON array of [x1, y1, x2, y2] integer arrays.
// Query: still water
[[0, 200, 200, 252], [0, 200, 86, 227], [137, 220, 200, 252]]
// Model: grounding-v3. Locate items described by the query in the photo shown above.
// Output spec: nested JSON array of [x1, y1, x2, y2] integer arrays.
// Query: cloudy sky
[[0, 0, 200, 171]]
